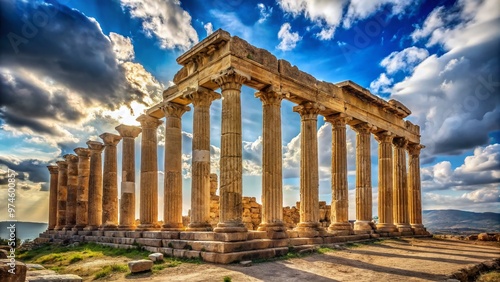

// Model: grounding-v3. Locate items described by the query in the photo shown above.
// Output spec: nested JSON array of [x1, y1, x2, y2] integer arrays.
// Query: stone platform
[[37, 230, 430, 264]]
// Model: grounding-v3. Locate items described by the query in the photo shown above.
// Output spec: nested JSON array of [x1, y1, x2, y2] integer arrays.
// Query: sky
[[0, 0, 498, 224]]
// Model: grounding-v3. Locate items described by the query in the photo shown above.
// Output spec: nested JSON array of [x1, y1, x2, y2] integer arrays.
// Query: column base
[[99, 223, 118, 231], [294, 222, 323, 237], [54, 226, 63, 231], [162, 223, 184, 231], [136, 223, 161, 231], [411, 224, 429, 235], [117, 225, 137, 231], [83, 225, 100, 231], [328, 222, 353, 236], [186, 222, 212, 231], [376, 223, 397, 232], [213, 222, 247, 233], [353, 220, 374, 234], [257, 222, 288, 239], [71, 225, 86, 231], [396, 223, 413, 234]]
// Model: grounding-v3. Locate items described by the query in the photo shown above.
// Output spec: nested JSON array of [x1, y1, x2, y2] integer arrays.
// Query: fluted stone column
[[374, 131, 397, 232], [47, 166, 59, 230], [64, 154, 78, 230], [116, 125, 142, 230], [85, 141, 104, 230], [73, 148, 91, 231], [185, 88, 219, 231], [293, 102, 323, 237], [327, 113, 352, 235], [161, 102, 190, 231], [99, 133, 122, 230], [352, 123, 375, 233], [54, 161, 67, 230], [137, 114, 162, 230], [255, 87, 286, 237], [393, 137, 411, 233], [212, 68, 250, 233], [408, 143, 426, 234]]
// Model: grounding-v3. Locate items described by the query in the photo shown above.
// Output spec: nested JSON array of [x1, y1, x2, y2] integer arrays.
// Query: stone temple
[[39, 29, 429, 264]]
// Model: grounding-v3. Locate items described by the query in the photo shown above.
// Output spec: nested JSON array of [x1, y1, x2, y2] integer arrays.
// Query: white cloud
[[204, 22, 214, 36], [423, 188, 500, 213], [380, 47, 429, 74], [343, 0, 414, 28], [411, 6, 445, 43], [120, 0, 198, 50], [257, 3, 273, 23], [277, 23, 302, 51], [109, 32, 135, 62], [370, 73, 393, 93]]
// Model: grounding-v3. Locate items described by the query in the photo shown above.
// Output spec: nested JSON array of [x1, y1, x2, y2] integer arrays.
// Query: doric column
[[85, 141, 105, 231], [327, 113, 352, 235], [352, 123, 375, 233], [374, 131, 397, 232], [255, 87, 286, 237], [161, 102, 190, 231], [293, 101, 323, 237], [64, 154, 78, 230], [47, 166, 59, 230], [115, 125, 142, 230], [212, 67, 250, 233], [73, 148, 91, 231], [185, 88, 219, 231], [393, 137, 412, 233], [54, 161, 67, 230], [100, 133, 122, 230], [408, 143, 426, 234], [137, 114, 162, 230]]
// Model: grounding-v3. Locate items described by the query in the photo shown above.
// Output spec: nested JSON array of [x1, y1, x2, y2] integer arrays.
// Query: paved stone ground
[[126, 237, 500, 282]]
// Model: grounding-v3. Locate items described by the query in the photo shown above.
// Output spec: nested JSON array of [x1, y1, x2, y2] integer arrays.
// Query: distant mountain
[[423, 210, 500, 233], [0, 221, 47, 241]]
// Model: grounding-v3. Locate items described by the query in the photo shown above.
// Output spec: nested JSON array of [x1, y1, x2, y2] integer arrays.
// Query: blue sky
[[0, 0, 498, 223]]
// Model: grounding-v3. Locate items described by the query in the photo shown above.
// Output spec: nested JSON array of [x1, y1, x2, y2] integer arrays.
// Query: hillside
[[423, 209, 500, 233]]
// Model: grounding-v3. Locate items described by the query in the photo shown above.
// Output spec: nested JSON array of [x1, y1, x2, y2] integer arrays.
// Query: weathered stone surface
[[0, 259, 27, 282], [279, 59, 317, 87], [128, 259, 153, 273], [26, 274, 82, 281], [148, 253, 164, 262], [230, 36, 278, 72]]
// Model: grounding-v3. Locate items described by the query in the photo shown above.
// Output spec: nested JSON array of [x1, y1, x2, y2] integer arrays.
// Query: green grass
[[223, 276, 232, 282], [93, 264, 128, 280]]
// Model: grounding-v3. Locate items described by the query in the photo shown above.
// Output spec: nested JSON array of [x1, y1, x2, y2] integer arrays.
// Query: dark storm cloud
[[0, 0, 149, 132], [0, 158, 50, 184]]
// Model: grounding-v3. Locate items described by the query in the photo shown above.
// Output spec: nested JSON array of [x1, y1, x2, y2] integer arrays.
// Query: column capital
[[56, 160, 68, 169], [47, 165, 59, 174], [255, 86, 283, 106], [63, 154, 78, 163], [184, 87, 221, 107], [212, 67, 250, 91], [99, 133, 122, 146], [407, 143, 425, 156], [351, 122, 376, 134], [392, 136, 408, 148], [161, 102, 190, 118], [74, 147, 91, 158], [374, 131, 394, 143], [115, 124, 142, 138], [86, 140, 105, 152], [293, 101, 324, 120], [137, 114, 163, 129], [325, 113, 352, 128]]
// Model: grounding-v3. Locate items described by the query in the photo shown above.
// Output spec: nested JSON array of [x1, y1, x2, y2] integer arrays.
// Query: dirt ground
[[79, 237, 500, 282]]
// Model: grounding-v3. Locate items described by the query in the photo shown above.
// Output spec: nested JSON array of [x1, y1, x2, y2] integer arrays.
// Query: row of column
[[46, 67, 424, 236]]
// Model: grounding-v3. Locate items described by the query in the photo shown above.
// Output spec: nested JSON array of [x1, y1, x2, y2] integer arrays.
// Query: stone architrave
[[352, 123, 375, 233], [63, 154, 78, 230], [85, 141, 105, 230], [161, 102, 190, 231], [99, 133, 122, 230], [393, 137, 412, 233], [408, 143, 426, 234], [115, 125, 142, 230], [184, 88, 220, 231], [212, 67, 250, 233], [293, 101, 324, 237], [327, 113, 352, 235], [47, 166, 59, 230], [73, 147, 91, 231], [255, 87, 287, 237], [54, 161, 68, 230], [374, 131, 397, 232], [137, 114, 163, 230]]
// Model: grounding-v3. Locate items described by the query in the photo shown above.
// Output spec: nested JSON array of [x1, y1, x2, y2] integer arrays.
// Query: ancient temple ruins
[[40, 29, 428, 263]]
